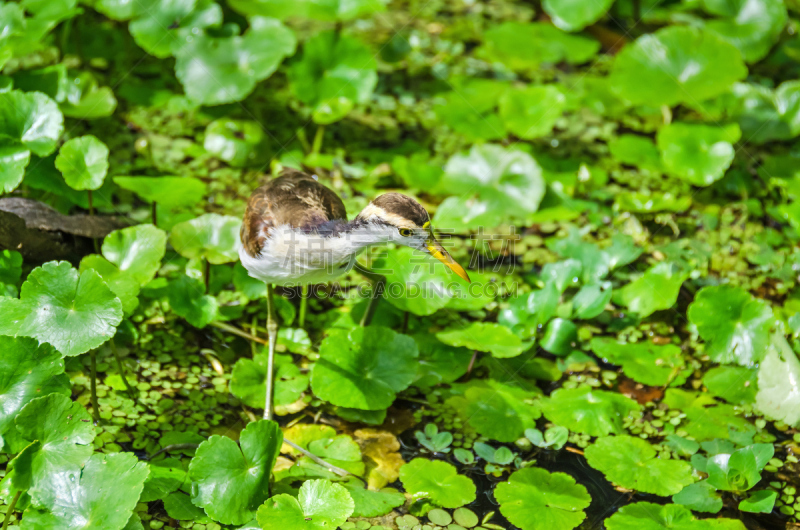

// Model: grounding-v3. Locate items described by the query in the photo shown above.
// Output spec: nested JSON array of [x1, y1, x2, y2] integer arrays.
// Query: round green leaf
[[541, 386, 641, 437], [703, 366, 758, 404], [342, 481, 404, 518], [54, 135, 110, 191], [229, 0, 384, 21], [79, 255, 140, 315], [755, 334, 800, 427], [170, 213, 241, 264], [188, 419, 283, 525], [540, 318, 578, 356], [609, 134, 662, 171], [174, 17, 296, 105], [494, 467, 591, 530], [542, 0, 614, 32], [168, 275, 218, 328], [499, 85, 565, 139], [657, 123, 741, 186], [433, 78, 508, 142], [688, 285, 774, 366], [612, 262, 689, 318], [435, 144, 545, 230], [311, 326, 418, 410], [604, 502, 746, 530], [288, 31, 377, 109], [585, 435, 696, 496], [102, 224, 166, 286], [129, 0, 222, 58], [231, 353, 309, 409], [113, 176, 208, 210], [664, 389, 757, 441], [256, 479, 354, 530], [590, 337, 686, 386], [739, 489, 777, 513], [164, 491, 210, 522], [11, 393, 95, 506], [702, 0, 787, 63], [447, 381, 542, 443], [0, 261, 123, 357], [477, 22, 600, 70], [610, 26, 747, 107], [399, 458, 476, 508], [21, 452, 149, 530], [436, 322, 527, 358], [0, 144, 29, 193], [372, 247, 456, 316], [0, 336, 69, 441], [204, 119, 268, 167], [311, 96, 354, 124], [413, 333, 471, 388], [0, 90, 63, 156], [140, 458, 187, 502], [672, 480, 723, 513], [498, 284, 560, 340]]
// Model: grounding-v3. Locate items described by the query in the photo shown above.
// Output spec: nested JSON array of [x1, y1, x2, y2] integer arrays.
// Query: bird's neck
[[314, 219, 396, 251]]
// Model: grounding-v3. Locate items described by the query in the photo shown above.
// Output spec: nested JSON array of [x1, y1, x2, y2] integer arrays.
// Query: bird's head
[[356, 193, 470, 282]]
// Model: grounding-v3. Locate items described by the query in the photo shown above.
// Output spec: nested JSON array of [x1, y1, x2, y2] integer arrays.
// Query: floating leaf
[[447, 381, 541, 443], [499, 85, 565, 139], [494, 467, 591, 530], [114, 176, 207, 210], [21, 453, 149, 530], [664, 389, 757, 441], [540, 318, 578, 356], [0, 90, 63, 157], [0, 337, 69, 442], [585, 435, 696, 496], [413, 334, 472, 388], [10, 393, 95, 506], [140, 458, 187, 502], [755, 334, 800, 427], [170, 213, 241, 264], [204, 119, 268, 167], [103, 224, 167, 285], [436, 322, 527, 358], [739, 489, 777, 513], [590, 338, 686, 386], [0, 261, 123, 357], [688, 285, 774, 366], [477, 22, 600, 70], [311, 326, 418, 410], [541, 387, 641, 437], [613, 262, 689, 318], [164, 491, 210, 522], [55, 135, 110, 191], [231, 353, 309, 410], [372, 247, 455, 316], [189, 420, 282, 525], [672, 480, 723, 513], [256, 479, 354, 530], [433, 78, 508, 141], [703, 366, 758, 405], [288, 31, 376, 115], [129, 0, 222, 58], [610, 26, 747, 107], [542, 0, 613, 32], [228, 0, 384, 22], [604, 502, 746, 530], [399, 458, 476, 508], [702, 0, 787, 62], [498, 284, 560, 340], [79, 255, 140, 315], [657, 123, 741, 186], [0, 144, 29, 193], [706, 443, 773, 491], [174, 17, 296, 105], [168, 275, 218, 328]]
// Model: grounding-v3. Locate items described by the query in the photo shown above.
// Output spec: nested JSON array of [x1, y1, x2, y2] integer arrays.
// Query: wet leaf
[[664, 389, 757, 441], [705, 443, 772, 491], [204, 119, 268, 167], [372, 247, 455, 316], [256, 479, 354, 530], [113, 176, 207, 210], [611, 26, 747, 107], [55, 135, 109, 191], [21, 453, 149, 530], [0, 337, 69, 443], [590, 338, 686, 386], [231, 353, 309, 411], [688, 285, 774, 366], [0, 261, 123, 357], [311, 326, 418, 410], [188, 419, 283, 525], [672, 480, 723, 513], [541, 387, 641, 437], [657, 123, 741, 186], [702, 0, 787, 62], [436, 322, 528, 358], [0, 90, 63, 157], [168, 275, 218, 328], [585, 435, 696, 496], [542, 0, 613, 32], [499, 85, 565, 139], [341, 480, 404, 517], [703, 366, 758, 405], [604, 502, 746, 530], [399, 458, 475, 508], [140, 458, 187, 502], [170, 213, 241, 264], [738, 489, 777, 513], [102, 224, 167, 285], [129, 0, 222, 58], [755, 334, 800, 427], [494, 467, 591, 530], [613, 262, 689, 318]]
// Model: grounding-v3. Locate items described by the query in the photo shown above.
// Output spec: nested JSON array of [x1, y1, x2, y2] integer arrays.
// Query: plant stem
[[209, 321, 268, 345], [264, 284, 277, 421], [2, 490, 21, 530], [283, 439, 352, 478], [151, 202, 157, 226], [355, 263, 385, 327], [110, 338, 137, 402], [89, 350, 100, 424], [204, 258, 210, 294], [311, 125, 325, 155], [299, 285, 309, 327]]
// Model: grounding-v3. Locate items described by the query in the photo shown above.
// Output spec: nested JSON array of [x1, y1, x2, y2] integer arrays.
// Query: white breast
[[238, 225, 370, 286]]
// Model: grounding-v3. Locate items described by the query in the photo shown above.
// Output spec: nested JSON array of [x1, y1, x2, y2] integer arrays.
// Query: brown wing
[[240, 169, 347, 257]]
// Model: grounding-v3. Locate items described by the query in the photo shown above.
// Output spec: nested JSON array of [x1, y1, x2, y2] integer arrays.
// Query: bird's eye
[[399, 228, 413, 237]]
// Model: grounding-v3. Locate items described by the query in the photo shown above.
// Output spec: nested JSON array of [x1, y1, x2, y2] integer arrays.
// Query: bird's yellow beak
[[426, 238, 470, 283]]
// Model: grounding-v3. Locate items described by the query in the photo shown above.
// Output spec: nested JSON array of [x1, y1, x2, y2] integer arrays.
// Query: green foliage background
[[2, 0, 800, 529]]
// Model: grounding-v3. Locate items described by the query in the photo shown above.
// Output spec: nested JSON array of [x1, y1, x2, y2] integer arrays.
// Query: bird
[[239, 168, 470, 420]]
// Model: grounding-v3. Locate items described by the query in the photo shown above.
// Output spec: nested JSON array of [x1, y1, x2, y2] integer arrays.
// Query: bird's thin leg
[[298, 284, 309, 327], [264, 283, 277, 420], [355, 263, 385, 327]]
